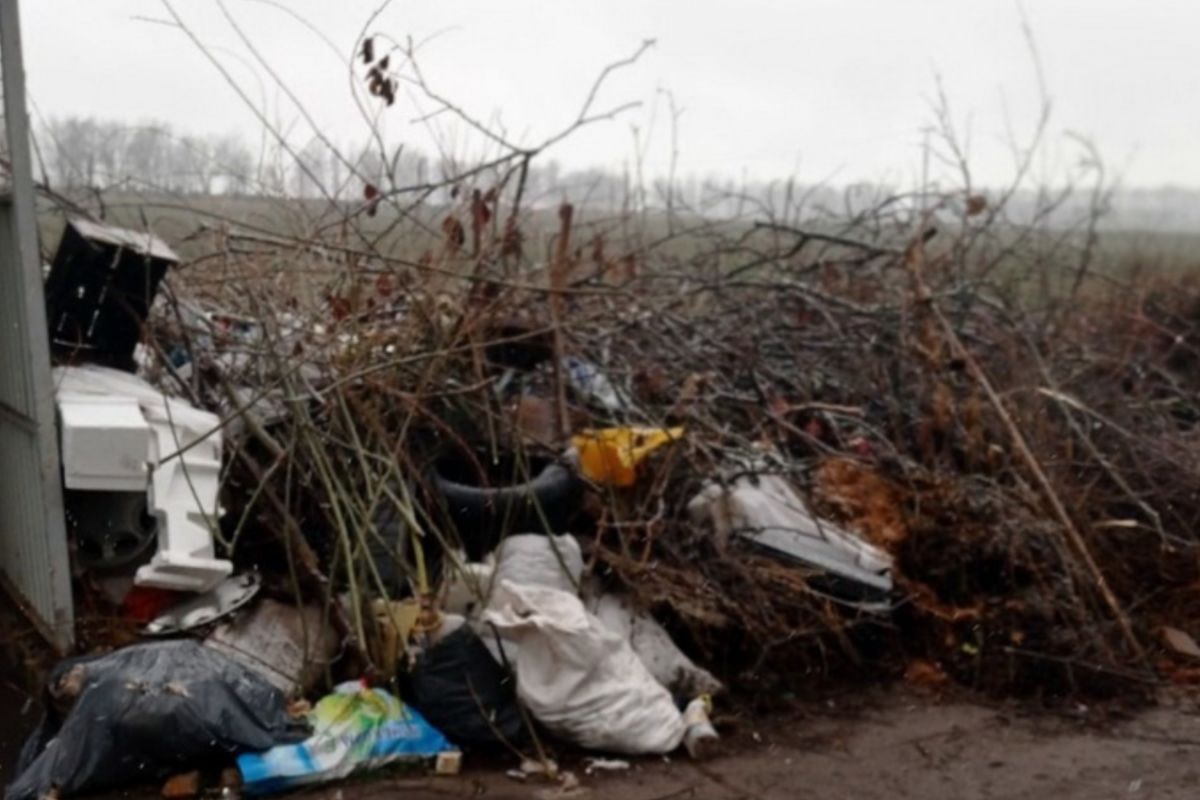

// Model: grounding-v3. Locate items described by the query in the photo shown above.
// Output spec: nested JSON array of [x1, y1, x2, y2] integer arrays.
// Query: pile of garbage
[[13, 200, 1200, 796]]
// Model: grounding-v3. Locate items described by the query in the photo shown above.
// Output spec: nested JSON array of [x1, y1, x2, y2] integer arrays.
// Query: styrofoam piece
[[57, 393, 149, 491], [688, 472, 894, 596], [53, 365, 232, 592]]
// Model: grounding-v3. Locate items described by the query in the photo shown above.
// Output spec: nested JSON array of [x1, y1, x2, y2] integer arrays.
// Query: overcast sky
[[19, 0, 1200, 189]]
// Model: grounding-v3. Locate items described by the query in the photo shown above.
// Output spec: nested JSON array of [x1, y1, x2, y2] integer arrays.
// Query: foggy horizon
[[20, 0, 1200, 193]]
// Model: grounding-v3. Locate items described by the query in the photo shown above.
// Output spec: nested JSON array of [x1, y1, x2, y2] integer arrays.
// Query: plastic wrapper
[[237, 681, 452, 795]]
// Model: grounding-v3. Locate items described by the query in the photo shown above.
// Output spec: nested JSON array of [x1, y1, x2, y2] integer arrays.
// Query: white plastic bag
[[484, 579, 686, 754]]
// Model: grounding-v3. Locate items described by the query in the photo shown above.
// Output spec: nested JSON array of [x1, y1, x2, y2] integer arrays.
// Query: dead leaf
[[442, 215, 465, 253], [904, 659, 950, 689], [815, 458, 909, 547], [329, 295, 351, 321]]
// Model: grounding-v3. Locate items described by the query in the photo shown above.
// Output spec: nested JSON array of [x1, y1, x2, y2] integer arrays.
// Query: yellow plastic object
[[572, 426, 685, 487], [369, 599, 422, 676]]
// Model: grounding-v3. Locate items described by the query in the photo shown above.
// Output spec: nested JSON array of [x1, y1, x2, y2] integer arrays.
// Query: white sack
[[587, 592, 723, 698], [493, 533, 583, 594], [484, 579, 686, 754]]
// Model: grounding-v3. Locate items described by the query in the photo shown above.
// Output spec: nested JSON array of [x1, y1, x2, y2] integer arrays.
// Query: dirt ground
[[5, 686, 1200, 800], [286, 689, 1200, 800]]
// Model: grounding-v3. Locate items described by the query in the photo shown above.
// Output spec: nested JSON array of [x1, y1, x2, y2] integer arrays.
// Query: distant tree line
[[31, 116, 1196, 229], [35, 116, 434, 198], [31, 116, 769, 215], [37, 116, 255, 194]]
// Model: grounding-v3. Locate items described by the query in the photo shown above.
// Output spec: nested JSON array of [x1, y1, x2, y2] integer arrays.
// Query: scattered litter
[[681, 696, 720, 760], [572, 426, 684, 487], [532, 770, 584, 800], [7, 642, 307, 800], [236, 681, 453, 795], [507, 758, 559, 782], [367, 598, 422, 677], [583, 758, 631, 775], [508, 761, 581, 799], [434, 751, 463, 776], [562, 356, 629, 412]]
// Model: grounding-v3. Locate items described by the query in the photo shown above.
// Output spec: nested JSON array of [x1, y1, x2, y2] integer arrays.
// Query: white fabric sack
[[453, 534, 584, 669], [587, 592, 723, 698], [484, 579, 686, 754], [443, 534, 583, 618], [493, 533, 584, 594]]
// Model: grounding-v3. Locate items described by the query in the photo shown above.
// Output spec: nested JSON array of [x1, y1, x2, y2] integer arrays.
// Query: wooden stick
[[550, 203, 574, 440]]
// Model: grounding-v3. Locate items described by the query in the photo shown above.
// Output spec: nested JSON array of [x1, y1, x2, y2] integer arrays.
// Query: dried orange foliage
[[815, 458, 909, 548]]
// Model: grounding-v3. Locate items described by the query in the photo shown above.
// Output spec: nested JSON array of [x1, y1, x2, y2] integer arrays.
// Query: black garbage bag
[[407, 626, 527, 750], [6, 641, 308, 800]]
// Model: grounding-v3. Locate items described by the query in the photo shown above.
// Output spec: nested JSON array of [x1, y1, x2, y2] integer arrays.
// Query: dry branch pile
[[123, 183, 1200, 705]]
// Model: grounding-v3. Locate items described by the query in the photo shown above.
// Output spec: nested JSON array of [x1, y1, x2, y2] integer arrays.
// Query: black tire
[[429, 460, 582, 560]]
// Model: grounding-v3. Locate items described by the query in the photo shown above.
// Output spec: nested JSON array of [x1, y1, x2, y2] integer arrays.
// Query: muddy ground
[[291, 689, 1200, 800], [4, 686, 1200, 799]]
